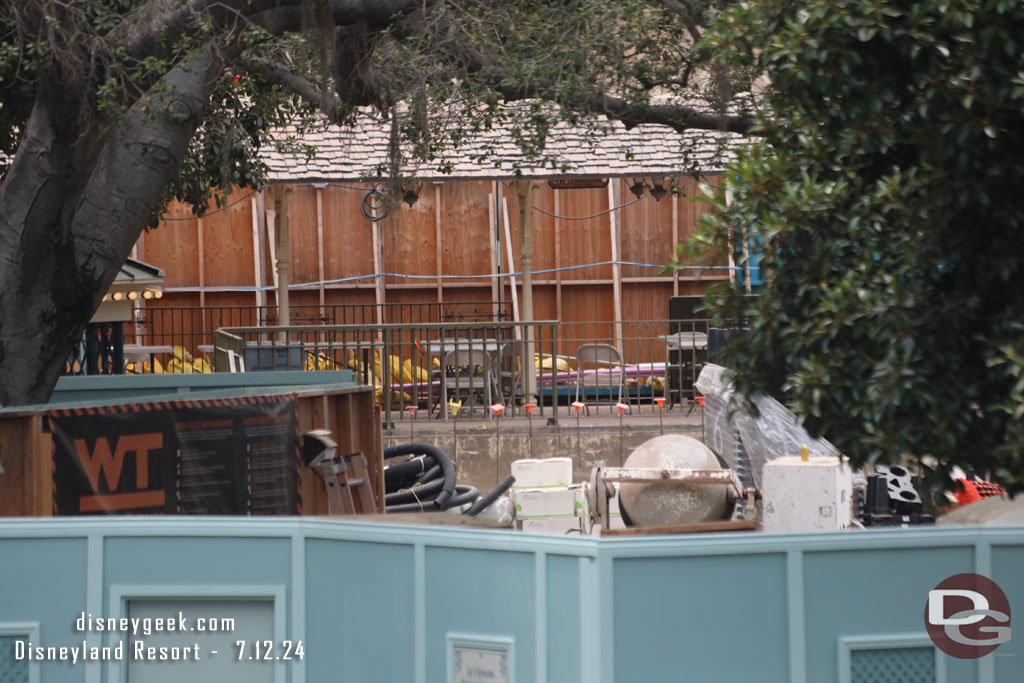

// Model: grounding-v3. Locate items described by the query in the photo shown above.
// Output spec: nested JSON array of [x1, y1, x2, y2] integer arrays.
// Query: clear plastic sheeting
[[695, 364, 843, 489]]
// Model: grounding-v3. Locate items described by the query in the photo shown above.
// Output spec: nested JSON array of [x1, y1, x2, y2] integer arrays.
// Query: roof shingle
[[262, 113, 742, 182]]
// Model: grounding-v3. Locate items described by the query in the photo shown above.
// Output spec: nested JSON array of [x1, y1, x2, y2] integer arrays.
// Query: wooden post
[[274, 184, 294, 341], [501, 196, 521, 340], [266, 207, 277, 294], [672, 191, 680, 296], [608, 180, 624, 353], [316, 185, 326, 313], [435, 183, 443, 306], [251, 195, 265, 310], [516, 179, 538, 403], [370, 193, 384, 327], [197, 216, 206, 310], [197, 215, 207, 349], [27, 416, 52, 516], [488, 192, 499, 320], [554, 188, 562, 323]]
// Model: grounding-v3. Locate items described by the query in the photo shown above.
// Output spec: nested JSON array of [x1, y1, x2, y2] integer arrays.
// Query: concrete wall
[[384, 424, 704, 492], [0, 519, 1021, 682]]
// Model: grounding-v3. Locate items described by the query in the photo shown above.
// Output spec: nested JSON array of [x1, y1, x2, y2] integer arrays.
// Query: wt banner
[[49, 395, 301, 516]]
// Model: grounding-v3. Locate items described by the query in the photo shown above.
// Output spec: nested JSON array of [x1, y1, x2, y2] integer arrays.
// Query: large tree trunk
[[0, 48, 225, 406]]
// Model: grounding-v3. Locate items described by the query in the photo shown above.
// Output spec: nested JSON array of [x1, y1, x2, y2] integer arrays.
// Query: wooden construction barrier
[[0, 373, 381, 517]]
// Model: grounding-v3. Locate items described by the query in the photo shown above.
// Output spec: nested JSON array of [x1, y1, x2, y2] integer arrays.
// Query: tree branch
[[110, 0, 419, 62], [479, 65, 756, 135], [238, 56, 348, 125], [565, 89, 755, 134]]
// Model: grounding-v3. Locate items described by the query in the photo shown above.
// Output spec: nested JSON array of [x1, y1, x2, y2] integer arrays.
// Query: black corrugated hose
[[463, 475, 516, 517], [382, 443, 514, 517], [383, 443, 459, 512]]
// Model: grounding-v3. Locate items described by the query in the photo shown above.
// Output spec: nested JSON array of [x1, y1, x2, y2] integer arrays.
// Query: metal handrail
[[215, 321, 561, 421], [212, 318, 716, 422]]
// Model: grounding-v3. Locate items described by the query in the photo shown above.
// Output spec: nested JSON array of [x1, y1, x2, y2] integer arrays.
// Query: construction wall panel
[[137, 177, 729, 337], [440, 180, 491, 284], [139, 210, 198, 288], [618, 179, 676, 280], [3, 520, 1015, 682], [322, 183, 377, 282], [529, 183, 558, 273], [202, 188, 258, 288], [382, 188, 437, 285], [284, 184, 321, 286], [556, 185, 613, 281], [621, 282, 675, 325]]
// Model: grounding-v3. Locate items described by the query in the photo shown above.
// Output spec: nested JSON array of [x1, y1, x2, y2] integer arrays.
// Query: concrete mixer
[[585, 434, 752, 531]]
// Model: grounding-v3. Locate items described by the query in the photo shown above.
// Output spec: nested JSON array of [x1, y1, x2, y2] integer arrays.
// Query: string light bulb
[[628, 177, 647, 199]]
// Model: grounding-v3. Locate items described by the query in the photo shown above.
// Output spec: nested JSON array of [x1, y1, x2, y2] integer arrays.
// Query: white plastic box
[[513, 488, 579, 518], [510, 457, 573, 489], [762, 456, 853, 532], [519, 515, 583, 535]]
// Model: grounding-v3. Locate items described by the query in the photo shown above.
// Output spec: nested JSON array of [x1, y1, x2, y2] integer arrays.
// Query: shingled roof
[[262, 113, 743, 182]]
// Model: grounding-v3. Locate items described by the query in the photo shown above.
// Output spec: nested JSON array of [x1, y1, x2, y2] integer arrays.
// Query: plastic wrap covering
[[473, 496, 515, 525], [700, 386, 740, 471], [695, 364, 842, 489]]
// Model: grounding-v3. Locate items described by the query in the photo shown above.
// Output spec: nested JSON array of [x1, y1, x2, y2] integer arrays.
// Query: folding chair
[[442, 347, 496, 420], [574, 343, 627, 414]]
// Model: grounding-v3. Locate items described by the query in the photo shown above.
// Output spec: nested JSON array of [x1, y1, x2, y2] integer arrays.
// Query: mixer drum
[[618, 435, 729, 527]]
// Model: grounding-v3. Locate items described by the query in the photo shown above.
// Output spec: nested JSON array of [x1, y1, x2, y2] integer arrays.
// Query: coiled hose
[[383, 443, 458, 512], [382, 443, 514, 518]]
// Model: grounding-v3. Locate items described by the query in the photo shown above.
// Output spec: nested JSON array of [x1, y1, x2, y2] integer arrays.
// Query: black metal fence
[[127, 301, 513, 356], [64, 323, 125, 376], [211, 317, 712, 421]]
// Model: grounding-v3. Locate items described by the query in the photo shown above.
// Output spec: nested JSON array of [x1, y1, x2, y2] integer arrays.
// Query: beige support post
[[729, 187, 753, 293], [608, 181, 624, 353], [672, 192, 680, 295], [251, 195, 265, 309], [501, 196, 522, 340], [369, 192, 384, 327], [516, 179, 538, 403], [266, 208, 277, 289]]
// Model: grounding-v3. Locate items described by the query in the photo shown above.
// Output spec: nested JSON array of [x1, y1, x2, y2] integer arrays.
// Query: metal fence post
[[382, 327, 393, 430]]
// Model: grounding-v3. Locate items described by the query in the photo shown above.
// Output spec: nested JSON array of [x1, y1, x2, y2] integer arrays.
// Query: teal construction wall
[[47, 370, 359, 404], [0, 519, 1021, 682]]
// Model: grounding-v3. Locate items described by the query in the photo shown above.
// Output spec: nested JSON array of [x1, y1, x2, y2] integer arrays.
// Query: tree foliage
[[0, 0, 759, 407], [0, 0, 754, 216], [701, 0, 1024, 488]]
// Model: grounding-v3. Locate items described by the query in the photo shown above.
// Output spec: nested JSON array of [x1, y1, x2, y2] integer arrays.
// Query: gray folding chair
[[574, 343, 627, 414], [442, 347, 496, 420]]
